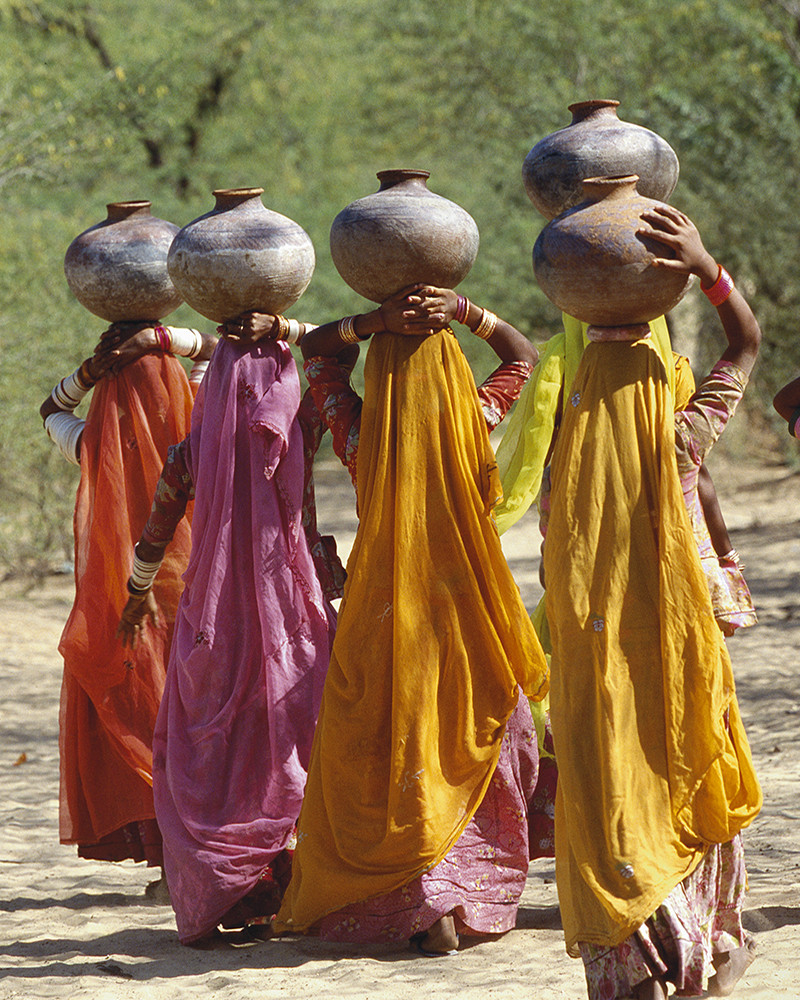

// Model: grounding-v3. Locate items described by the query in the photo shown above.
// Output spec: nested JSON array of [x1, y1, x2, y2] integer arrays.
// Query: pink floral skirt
[[579, 835, 747, 999], [317, 693, 539, 943]]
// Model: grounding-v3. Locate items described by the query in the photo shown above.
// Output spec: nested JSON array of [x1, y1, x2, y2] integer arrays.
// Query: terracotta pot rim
[[106, 200, 151, 209], [582, 174, 641, 195], [212, 187, 265, 198], [567, 98, 620, 114], [376, 168, 431, 188], [105, 201, 153, 220]]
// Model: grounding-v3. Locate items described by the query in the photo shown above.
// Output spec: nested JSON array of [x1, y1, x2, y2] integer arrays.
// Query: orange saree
[[58, 353, 194, 861]]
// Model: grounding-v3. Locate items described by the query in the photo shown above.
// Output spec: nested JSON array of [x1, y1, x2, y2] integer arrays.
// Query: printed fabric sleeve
[[303, 355, 362, 490], [674, 361, 748, 471], [141, 437, 195, 546], [477, 361, 535, 431], [296, 386, 347, 601]]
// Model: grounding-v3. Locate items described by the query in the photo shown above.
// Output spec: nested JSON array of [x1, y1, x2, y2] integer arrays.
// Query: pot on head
[[329, 169, 479, 303]]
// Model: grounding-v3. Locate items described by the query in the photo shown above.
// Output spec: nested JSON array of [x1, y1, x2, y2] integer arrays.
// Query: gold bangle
[[472, 307, 498, 340], [274, 315, 289, 341], [338, 315, 360, 344]]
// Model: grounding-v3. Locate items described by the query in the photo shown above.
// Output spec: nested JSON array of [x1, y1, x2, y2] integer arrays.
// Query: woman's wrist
[[697, 254, 722, 290], [51, 364, 93, 410], [464, 300, 498, 340], [338, 314, 376, 344], [701, 263, 735, 307], [127, 543, 164, 595]]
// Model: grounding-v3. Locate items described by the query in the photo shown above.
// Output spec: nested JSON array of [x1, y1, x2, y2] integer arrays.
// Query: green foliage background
[[2, 0, 800, 574]]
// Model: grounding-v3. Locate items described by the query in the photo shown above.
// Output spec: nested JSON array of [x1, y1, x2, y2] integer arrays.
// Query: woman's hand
[[380, 284, 457, 336], [218, 312, 278, 343], [116, 590, 161, 649], [93, 323, 159, 376], [638, 205, 718, 287]]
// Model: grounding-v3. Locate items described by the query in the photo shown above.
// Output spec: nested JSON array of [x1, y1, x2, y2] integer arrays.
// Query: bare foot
[[707, 936, 757, 996], [415, 914, 459, 954], [633, 977, 668, 1000], [144, 874, 171, 905]]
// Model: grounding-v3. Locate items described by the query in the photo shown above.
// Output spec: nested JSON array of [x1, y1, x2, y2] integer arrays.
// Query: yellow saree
[[494, 315, 675, 534], [544, 337, 761, 954], [275, 329, 548, 932]]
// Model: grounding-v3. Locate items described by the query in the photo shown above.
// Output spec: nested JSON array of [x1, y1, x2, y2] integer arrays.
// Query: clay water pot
[[522, 100, 680, 220], [167, 188, 315, 322], [533, 175, 693, 326], [64, 201, 182, 322], [329, 169, 479, 303]]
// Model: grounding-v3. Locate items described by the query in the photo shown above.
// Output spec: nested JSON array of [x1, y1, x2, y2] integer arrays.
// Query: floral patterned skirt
[[317, 693, 538, 943], [579, 835, 747, 999]]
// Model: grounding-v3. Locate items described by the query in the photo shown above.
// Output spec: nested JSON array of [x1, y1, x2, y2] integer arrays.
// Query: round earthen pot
[[167, 188, 315, 323], [64, 201, 182, 322], [522, 100, 680, 220], [329, 169, 479, 303], [533, 175, 693, 326]]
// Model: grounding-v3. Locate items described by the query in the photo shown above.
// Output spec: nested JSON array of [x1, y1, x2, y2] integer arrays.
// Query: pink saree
[[152, 338, 335, 943]]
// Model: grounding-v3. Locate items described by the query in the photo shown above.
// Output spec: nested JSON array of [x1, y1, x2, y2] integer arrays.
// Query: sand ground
[[2, 454, 799, 999]]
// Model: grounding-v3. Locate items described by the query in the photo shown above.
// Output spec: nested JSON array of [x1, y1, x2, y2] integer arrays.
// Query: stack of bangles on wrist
[[471, 306, 499, 340], [51, 365, 92, 409], [455, 295, 469, 325], [702, 265, 735, 307], [338, 315, 369, 344], [154, 325, 204, 358], [44, 365, 94, 465], [272, 316, 313, 345], [719, 548, 744, 569], [127, 548, 163, 596]]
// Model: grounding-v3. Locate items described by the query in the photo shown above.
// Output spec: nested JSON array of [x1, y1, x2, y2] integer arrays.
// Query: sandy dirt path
[[2, 455, 799, 999]]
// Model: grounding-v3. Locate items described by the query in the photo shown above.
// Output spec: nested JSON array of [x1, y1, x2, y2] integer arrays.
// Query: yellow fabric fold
[[544, 338, 761, 954], [495, 314, 674, 534], [275, 329, 549, 932]]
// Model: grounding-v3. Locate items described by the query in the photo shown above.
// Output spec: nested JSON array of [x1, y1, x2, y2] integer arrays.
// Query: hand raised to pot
[[218, 312, 279, 343], [380, 284, 455, 337], [638, 205, 718, 285]]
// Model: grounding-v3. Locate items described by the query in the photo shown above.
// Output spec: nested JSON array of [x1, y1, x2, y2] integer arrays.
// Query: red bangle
[[154, 324, 171, 352], [702, 265, 734, 307]]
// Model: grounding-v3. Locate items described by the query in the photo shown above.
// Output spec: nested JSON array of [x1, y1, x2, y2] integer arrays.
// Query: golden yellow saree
[[544, 336, 761, 954], [276, 329, 548, 932]]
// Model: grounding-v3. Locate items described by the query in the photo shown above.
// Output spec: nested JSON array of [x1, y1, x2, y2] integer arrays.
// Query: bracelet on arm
[[189, 360, 209, 387], [272, 315, 290, 341], [702, 265, 735, 307], [338, 315, 361, 344], [154, 324, 171, 353], [127, 547, 163, 596], [471, 307, 499, 341], [166, 327, 204, 359], [44, 411, 84, 465], [51, 366, 92, 411], [719, 548, 744, 570], [455, 295, 469, 325]]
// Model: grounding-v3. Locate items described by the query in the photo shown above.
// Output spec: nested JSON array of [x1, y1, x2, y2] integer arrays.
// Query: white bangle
[[285, 319, 302, 345], [168, 327, 203, 359], [44, 411, 84, 465], [129, 549, 163, 593], [51, 367, 91, 411], [189, 360, 209, 386]]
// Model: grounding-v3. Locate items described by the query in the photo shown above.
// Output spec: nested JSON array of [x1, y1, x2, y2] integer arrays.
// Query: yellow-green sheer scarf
[[275, 330, 549, 933], [495, 314, 674, 534], [545, 338, 761, 953]]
